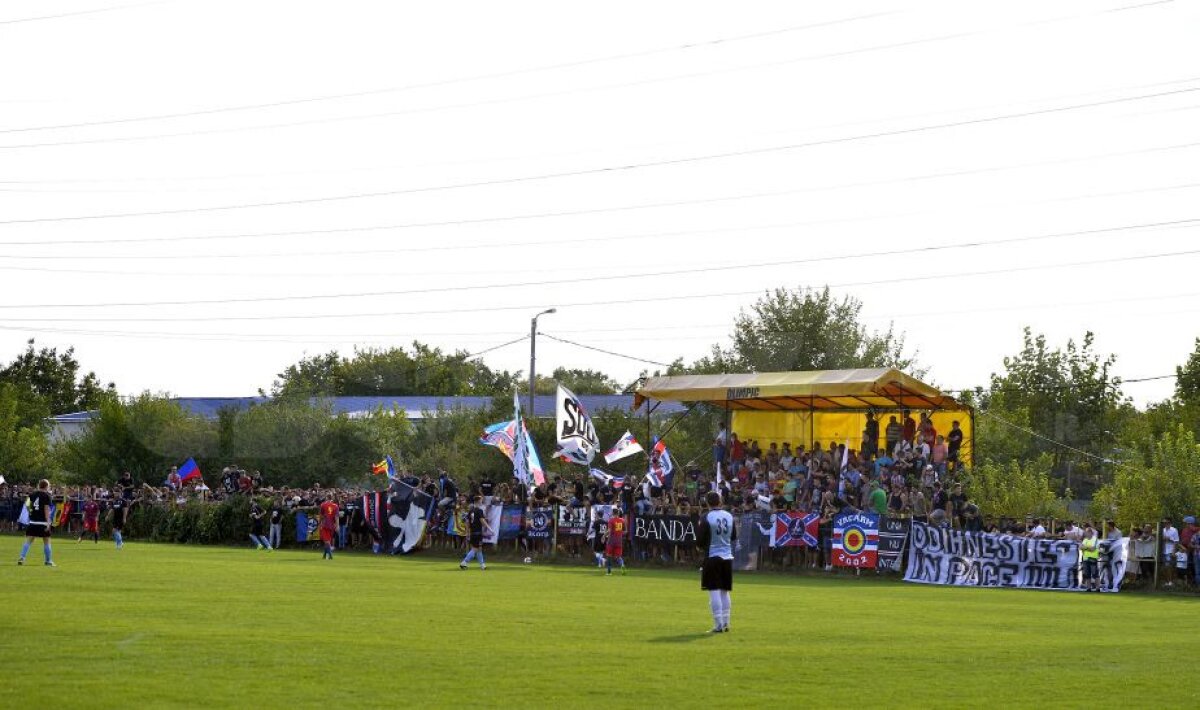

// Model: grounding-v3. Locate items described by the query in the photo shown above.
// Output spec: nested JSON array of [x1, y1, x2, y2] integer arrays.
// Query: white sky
[[0, 0, 1197, 404]]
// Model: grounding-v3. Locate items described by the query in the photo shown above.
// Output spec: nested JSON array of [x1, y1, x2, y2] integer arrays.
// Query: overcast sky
[[1, 0, 1197, 404]]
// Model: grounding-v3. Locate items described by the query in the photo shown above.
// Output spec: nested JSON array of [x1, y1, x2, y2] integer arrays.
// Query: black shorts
[[251, 523, 264, 536], [1082, 559, 1099, 581], [468, 535, 483, 547], [701, 556, 733, 591], [25, 524, 51, 539]]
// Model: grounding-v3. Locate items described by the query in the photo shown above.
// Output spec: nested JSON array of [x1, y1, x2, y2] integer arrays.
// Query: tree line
[[2, 286, 1199, 529]]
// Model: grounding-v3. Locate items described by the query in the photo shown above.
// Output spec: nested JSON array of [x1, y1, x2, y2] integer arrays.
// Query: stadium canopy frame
[[633, 367, 974, 466]]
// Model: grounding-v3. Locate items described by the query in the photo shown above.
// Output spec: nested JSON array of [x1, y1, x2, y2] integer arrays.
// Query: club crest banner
[[832, 511, 879, 568], [527, 506, 554, 539]]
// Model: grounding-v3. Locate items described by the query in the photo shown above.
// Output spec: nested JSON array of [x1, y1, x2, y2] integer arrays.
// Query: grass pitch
[[0, 540, 1194, 709]]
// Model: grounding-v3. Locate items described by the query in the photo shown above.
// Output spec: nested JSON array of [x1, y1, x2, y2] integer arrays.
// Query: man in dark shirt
[[947, 421, 964, 470], [110, 496, 128, 549], [479, 477, 496, 503], [118, 472, 135, 501], [19, 479, 56, 566], [459, 496, 489, 570]]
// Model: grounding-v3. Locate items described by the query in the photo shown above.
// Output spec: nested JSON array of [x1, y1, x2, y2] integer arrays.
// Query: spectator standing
[[166, 466, 181, 492], [862, 413, 879, 458], [1161, 519, 1179, 587], [1081, 524, 1101, 592], [901, 410, 917, 446], [713, 424, 728, 470], [946, 421, 964, 470], [118, 471, 135, 501], [884, 416, 902, 455], [269, 501, 283, 550], [1179, 516, 1197, 585]]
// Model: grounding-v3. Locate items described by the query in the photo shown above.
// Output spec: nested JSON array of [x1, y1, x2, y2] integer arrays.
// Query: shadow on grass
[[646, 633, 712, 644]]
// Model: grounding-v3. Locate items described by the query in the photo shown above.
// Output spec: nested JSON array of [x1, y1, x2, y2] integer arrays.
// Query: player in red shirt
[[319, 493, 339, 560], [77, 496, 101, 544], [605, 506, 627, 576]]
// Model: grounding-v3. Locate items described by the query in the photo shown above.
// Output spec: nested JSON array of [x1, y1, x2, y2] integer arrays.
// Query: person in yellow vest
[[1081, 523, 1101, 592]]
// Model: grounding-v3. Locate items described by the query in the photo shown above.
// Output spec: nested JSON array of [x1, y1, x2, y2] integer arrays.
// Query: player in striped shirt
[[697, 491, 735, 633]]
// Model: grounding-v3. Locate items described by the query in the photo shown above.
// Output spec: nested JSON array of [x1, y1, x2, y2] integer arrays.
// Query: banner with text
[[832, 511, 879, 568], [557, 506, 588, 536], [632, 514, 698, 548], [904, 522, 1127, 592], [877, 517, 910, 573]]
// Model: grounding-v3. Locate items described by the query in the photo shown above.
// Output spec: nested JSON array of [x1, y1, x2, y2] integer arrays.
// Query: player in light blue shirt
[[697, 491, 735, 633]]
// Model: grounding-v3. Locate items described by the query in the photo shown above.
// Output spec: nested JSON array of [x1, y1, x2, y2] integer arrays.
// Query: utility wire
[[4, 138, 1195, 247], [4, 178, 1196, 266], [0, 0, 169, 25], [0, 217, 1194, 310], [2, 85, 1195, 226], [0, 1, 1172, 148], [539, 333, 673, 367], [2, 240, 1199, 323], [0, 11, 891, 133]]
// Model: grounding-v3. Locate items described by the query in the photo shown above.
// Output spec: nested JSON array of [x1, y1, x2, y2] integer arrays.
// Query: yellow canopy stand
[[634, 368, 973, 466]]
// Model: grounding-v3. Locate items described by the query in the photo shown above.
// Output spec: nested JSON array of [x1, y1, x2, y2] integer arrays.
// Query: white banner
[[904, 522, 1126, 592], [554, 384, 599, 466]]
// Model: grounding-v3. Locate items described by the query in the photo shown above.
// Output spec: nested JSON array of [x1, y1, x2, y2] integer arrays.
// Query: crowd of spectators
[[4, 417, 1199, 588]]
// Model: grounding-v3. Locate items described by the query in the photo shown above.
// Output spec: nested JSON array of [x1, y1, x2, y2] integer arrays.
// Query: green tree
[[693, 286, 917, 374], [271, 342, 520, 398], [1092, 425, 1200, 529], [1, 339, 114, 420], [1176, 337, 1200, 405], [966, 454, 1067, 520], [981, 328, 1130, 493], [55, 393, 217, 484], [0, 382, 51, 480], [532, 367, 622, 395]]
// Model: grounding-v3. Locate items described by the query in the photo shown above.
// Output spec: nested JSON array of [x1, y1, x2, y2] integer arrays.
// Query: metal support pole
[[528, 308, 556, 418]]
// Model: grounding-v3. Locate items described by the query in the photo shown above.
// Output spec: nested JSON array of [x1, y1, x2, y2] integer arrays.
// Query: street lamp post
[[529, 308, 556, 418]]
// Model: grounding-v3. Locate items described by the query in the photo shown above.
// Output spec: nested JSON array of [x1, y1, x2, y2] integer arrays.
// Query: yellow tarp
[[730, 410, 972, 466], [634, 368, 964, 411], [635, 367, 972, 466]]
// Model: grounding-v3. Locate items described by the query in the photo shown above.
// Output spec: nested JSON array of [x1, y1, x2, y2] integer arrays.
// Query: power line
[[540, 333, 673, 368], [2, 218, 1194, 310], [4, 137, 1195, 248], [0, 0, 169, 25], [0, 1, 1172, 149], [2, 85, 1196, 226], [3, 177, 1195, 268], [5, 74, 1195, 191], [1, 235, 1198, 322], [0, 11, 891, 134]]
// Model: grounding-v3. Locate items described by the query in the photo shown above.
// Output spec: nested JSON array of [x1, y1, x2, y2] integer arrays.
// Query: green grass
[[0, 540, 1195, 709]]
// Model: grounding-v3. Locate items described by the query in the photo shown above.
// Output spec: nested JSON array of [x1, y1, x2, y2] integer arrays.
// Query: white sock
[[709, 590, 722, 627], [719, 591, 732, 628]]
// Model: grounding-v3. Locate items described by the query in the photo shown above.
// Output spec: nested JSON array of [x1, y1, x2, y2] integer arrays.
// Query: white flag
[[0, 474, 6, 485], [603, 430, 644, 464], [513, 391, 531, 488], [554, 384, 599, 466]]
